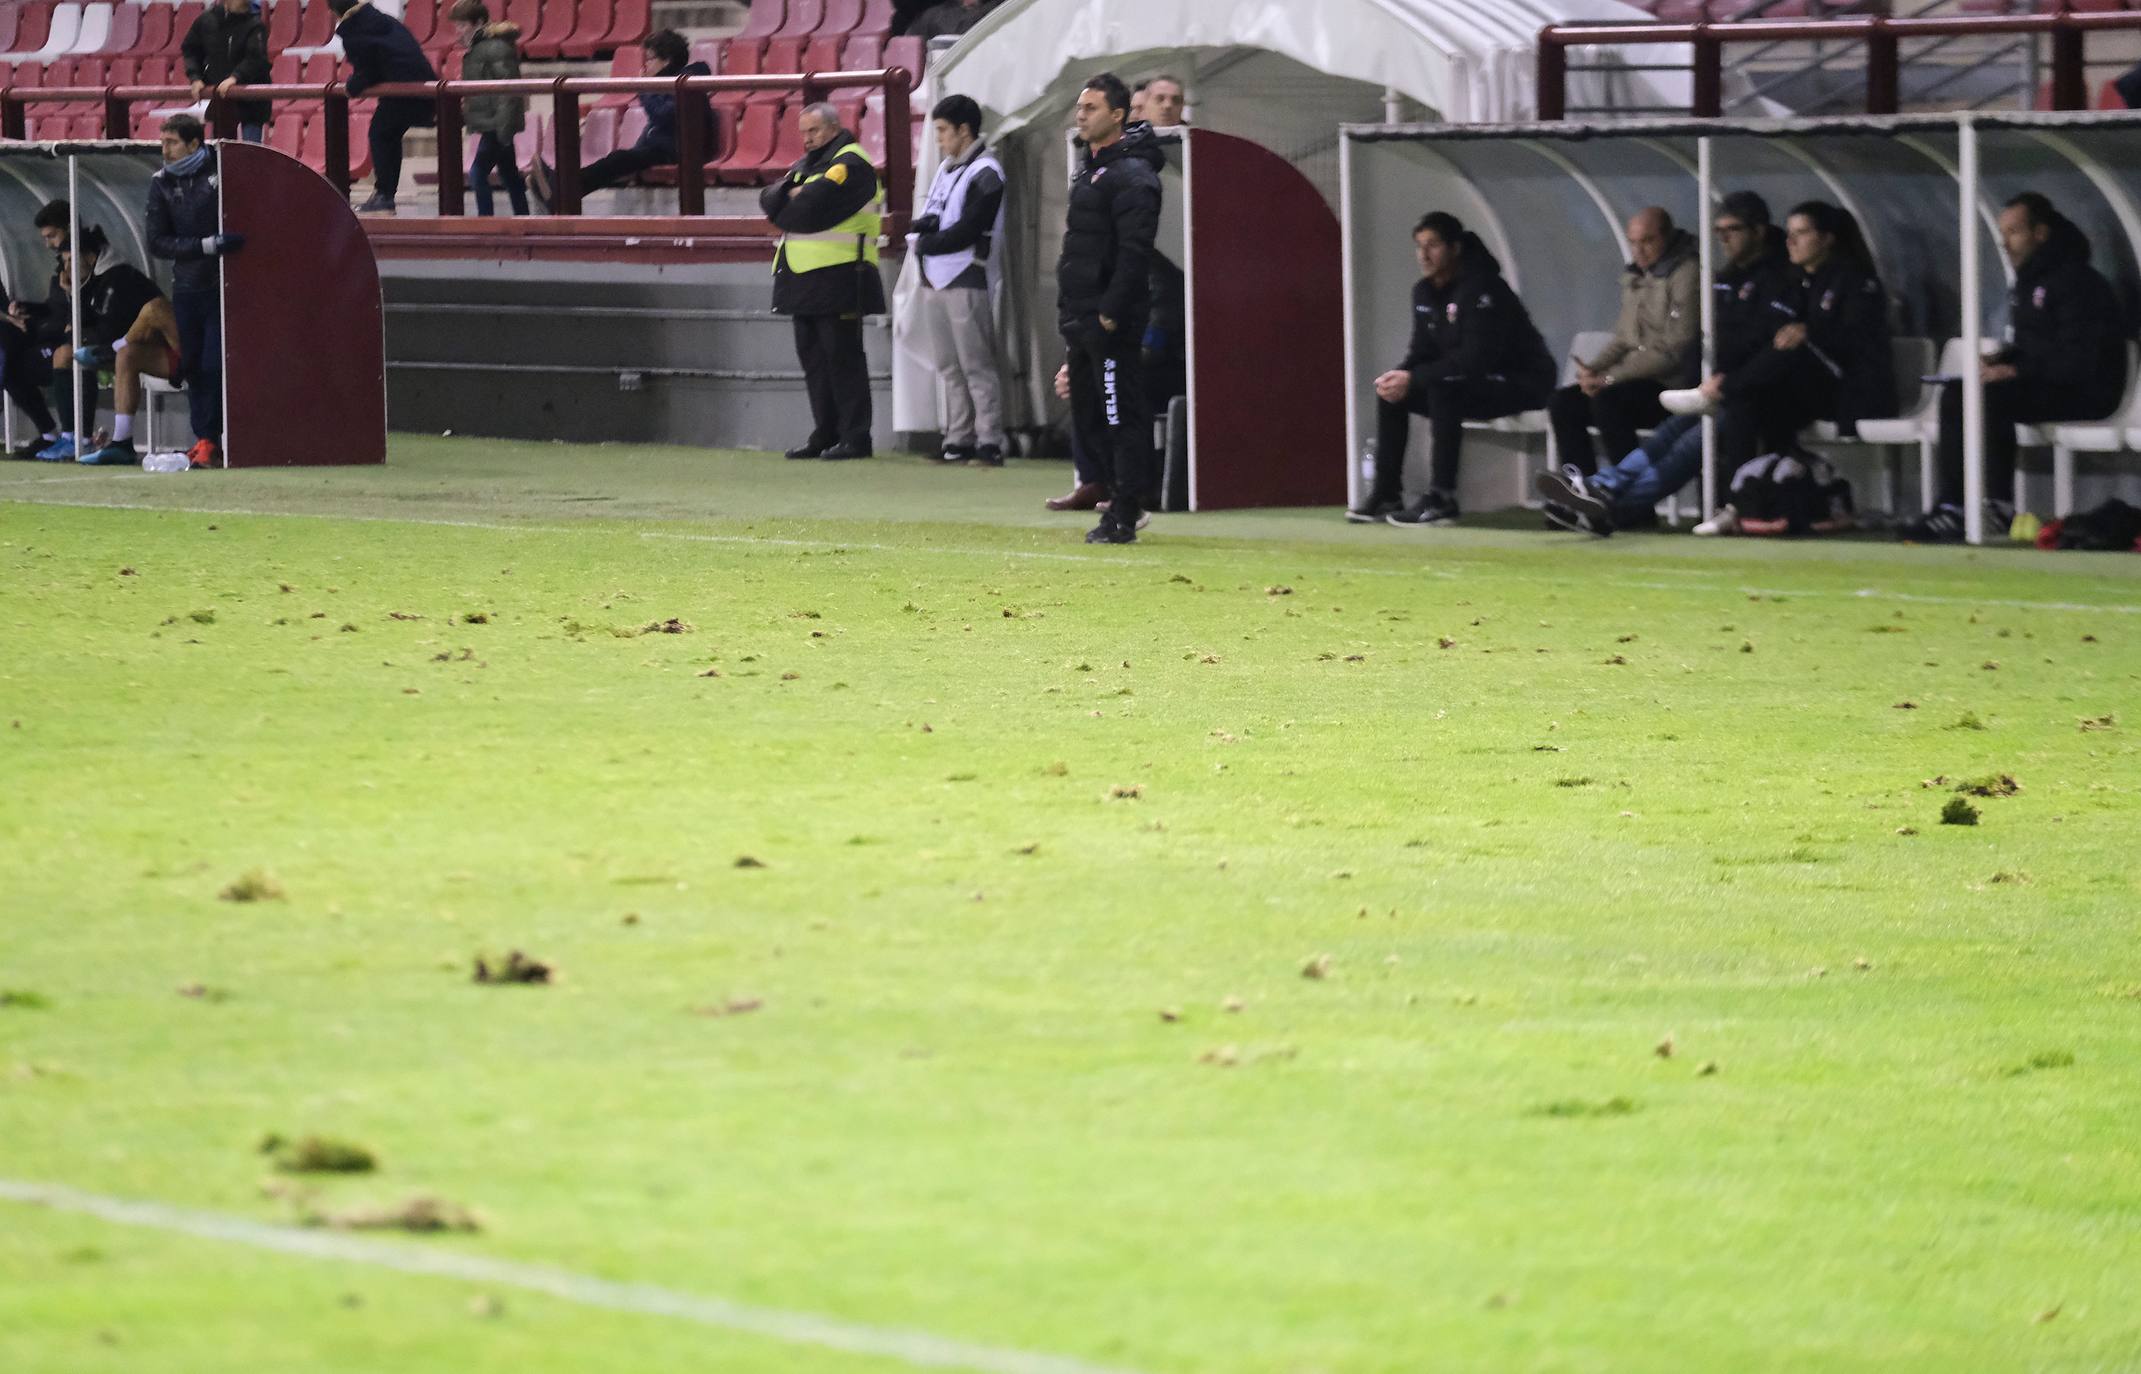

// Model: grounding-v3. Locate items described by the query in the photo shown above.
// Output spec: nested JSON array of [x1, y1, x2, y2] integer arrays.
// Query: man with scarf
[[146, 113, 246, 468], [910, 93, 1007, 466], [761, 102, 886, 461]]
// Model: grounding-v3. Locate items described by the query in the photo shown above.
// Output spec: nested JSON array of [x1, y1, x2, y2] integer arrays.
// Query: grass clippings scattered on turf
[[307, 1195, 481, 1234], [471, 951, 553, 985], [261, 1133, 378, 1174], [218, 869, 285, 903], [1955, 773, 2021, 798], [1300, 953, 1333, 980], [693, 997, 763, 1018], [176, 983, 232, 1002], [2005, 1050, 2075, 1078], [1941, 797, 1981, 827], [2079, 714, 2116, 732], [1947, 710, 1989, 731], [640, 618, 691, 635], [1533, 1097, 1641, 1120]]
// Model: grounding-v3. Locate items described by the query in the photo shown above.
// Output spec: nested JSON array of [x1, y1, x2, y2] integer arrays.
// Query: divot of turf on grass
[[1532, 1097, 1640, 1119], [471, 952, 553, 985], [260, 1133, 378, 1174], [218, 870, 285, 902]]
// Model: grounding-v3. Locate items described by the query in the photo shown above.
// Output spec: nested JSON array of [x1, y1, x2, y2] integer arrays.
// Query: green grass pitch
[[4, 440, 2140, 1372]]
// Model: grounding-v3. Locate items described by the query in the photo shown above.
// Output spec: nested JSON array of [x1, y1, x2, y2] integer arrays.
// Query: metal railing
[[1538, 10, 2141, 119], [0, 67, 914, 231]]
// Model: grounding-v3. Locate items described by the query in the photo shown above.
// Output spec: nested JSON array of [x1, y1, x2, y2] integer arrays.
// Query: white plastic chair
[[2014, 341, 2141, 516], [1462, 328, 1613, 508], [66, 3, 111, 56], [29, 3, 84, 62], [1809, 336, 1940, 514]]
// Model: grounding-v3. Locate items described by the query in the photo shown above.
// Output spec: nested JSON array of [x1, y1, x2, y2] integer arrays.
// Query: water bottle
[[141, 450, 190, 473], [1360, 439, 1378, 485]]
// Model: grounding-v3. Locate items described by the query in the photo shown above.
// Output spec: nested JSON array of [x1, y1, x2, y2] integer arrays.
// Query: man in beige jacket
[[1546, 206, 1699, 475]]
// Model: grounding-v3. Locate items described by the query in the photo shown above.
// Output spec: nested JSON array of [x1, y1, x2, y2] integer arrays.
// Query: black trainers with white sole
[[1386, 492, 1460, 527], [1534, 469, 1615, 532], [1345, 496, 1403, 524]]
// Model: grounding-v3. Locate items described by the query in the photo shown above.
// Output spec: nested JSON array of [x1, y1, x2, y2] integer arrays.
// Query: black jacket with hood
[[759, 129, 888, 318], [1711, 230, 1793, 376], [1056, 120, 1163, 336], [337, 2, 438, 123], [182, 1, 273, 126], [1398, 233, 1557, 401], [1743, 253, 1895, 432], [2002, 213, 2128, 410], [78, 262, 165, 351]]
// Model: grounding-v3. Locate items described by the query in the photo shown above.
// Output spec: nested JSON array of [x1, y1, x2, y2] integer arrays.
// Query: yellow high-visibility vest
[[778, 147, 883, 275]]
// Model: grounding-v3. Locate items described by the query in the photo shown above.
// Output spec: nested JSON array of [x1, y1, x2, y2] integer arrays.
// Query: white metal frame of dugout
[[1339, 111, 2141, 545]]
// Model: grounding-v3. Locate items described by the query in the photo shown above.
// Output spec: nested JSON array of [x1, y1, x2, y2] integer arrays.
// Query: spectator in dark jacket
[[146, 113, 247, 468], [329, 0, 438, 215], [761, 103, 885, 460], [1536, 191, 1791, 537], [1352, 211, 1557, 528], [528, 30, 711, 208], [0, 201, 71, 458], [182, 0, 273, 142], [450, 1, 527, 217], [1660, 200, 1894, 467], [1903, 192, 2131, 542], [1056, 74, 1162, 543]]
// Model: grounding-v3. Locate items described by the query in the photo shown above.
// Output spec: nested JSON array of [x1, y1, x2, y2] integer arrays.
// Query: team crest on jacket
[[1819, 288, 1836, 311], [1739, 282, 1755, 300], [1476, 293, 1492, 308], [1445, 302, 1459, 322], [2032, 285, 2047, 308]]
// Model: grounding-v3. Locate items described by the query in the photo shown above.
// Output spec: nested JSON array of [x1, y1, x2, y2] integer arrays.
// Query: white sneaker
[[1559, 463, 1590, 498], [1692, 506, 1739, 537], [1658, 388, 1717, 417]]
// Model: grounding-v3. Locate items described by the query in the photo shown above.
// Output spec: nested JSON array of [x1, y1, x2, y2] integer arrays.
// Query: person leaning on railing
[[182, 0, 273, 144], [328, 0, 440, 216], [526, 30, 711, 211]]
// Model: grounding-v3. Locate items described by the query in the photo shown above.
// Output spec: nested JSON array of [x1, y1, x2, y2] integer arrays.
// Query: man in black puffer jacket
[[1903, 192, 2130, 543], [146, 113, 246, 467], [182, 0, 273, 142], [1353, 211, 1556, 527], [329, 0, 438, 215], [1056, 73, 1161, 544]]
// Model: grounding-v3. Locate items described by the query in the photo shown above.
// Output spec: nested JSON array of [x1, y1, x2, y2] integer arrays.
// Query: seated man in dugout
[[52, 226, 185, 468], [1545, 206, 1699, 477], [1900, 192, 2127, 543], [1348, 211, 1557, 528], [1536, 191, 1791, 536]]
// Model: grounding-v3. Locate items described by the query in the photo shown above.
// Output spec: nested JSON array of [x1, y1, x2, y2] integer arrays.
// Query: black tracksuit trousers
[[1936, 376, 2116, 507], [1371, 375, 1541, 500], [1067, 324, 1154, 524]]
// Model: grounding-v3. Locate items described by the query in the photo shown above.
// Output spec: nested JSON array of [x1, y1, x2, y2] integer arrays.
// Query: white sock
[[113, 414, 134, 442]]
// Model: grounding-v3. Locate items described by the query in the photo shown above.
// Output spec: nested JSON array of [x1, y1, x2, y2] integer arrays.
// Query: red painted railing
[[0, 68, 914, 234], [1538, 11, 2141, 119]]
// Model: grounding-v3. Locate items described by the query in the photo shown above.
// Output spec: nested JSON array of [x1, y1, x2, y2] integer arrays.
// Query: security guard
[[760, 102, 886, 460]]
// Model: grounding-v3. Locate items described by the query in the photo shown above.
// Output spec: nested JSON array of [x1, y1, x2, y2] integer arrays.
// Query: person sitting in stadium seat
[[528, 31, 711, 209], [451, 0, 529, 218], [182, 0, 273, 144], [1659, 200, 1893, 536], [1900, 193, 2127, 544], [145, 113, 247, 470], [0, 202, 73, 460], [1349, 211, 1556, 528], [44, 227, 180, 467], [330, 0, 440, 216], [1545, 207, 1698, 477], [908, 0, 999, 43], [1537, 191, 1789, 537], [912, 94, 1008, 466]]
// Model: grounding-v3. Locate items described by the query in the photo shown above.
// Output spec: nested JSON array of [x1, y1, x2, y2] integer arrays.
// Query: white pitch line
[[6, 491, 2139, 615], [0, 1179, 1153, 1374]]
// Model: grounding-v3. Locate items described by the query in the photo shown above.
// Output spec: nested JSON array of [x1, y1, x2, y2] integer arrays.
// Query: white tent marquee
[[894, 0, 1691, 440]]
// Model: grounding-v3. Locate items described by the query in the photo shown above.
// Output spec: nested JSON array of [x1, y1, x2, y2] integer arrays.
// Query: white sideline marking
[[5, 491, 2139, 616], [0, 1179, 1151, 1374]]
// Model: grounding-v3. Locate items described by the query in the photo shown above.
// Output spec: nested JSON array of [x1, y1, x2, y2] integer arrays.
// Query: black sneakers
[[1084, 517, 1138, 544], [1345, 495, 1403, 524], [785, 441, 828, 460], [1386, 491, 1460, 527], [820, 443, 873, 461], [936, 443, 974, 464], [968, 445, 1004, 468], [1534, 469, 1615, 535]]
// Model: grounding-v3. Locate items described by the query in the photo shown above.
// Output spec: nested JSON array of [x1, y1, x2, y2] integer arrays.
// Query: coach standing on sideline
[[762, 102, 885, 461], [145, 113, 244, 469], [1057, 73, 1162, 544]]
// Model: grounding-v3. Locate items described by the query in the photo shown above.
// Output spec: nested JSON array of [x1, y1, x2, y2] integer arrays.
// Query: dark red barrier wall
[[219, 141, 386, 466], [1187, 129, 1346, 510]]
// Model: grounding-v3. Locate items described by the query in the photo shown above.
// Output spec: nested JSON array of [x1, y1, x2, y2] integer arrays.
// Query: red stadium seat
[[775, 0, 824, 38], [735, 0, 784, 40], [577, 103, 618, 161], [265, 0, 300, 56], [714, 34, 762, 109], [840, 33, 882, 69], [527, 0, 577, 59], [103, 54, 135, 86], [499, 0, 543, 45], [598, 0, 651, 52], [748, 36, 802, 104], [94, 0, 141, 55], [593, 40, 641, 110], [560, 0, 612, 57], [0, 6, 17, 52], [802, 35, 841, 74], [298, 0, 335, 48], [302, 53, 338, 82], [881, 35, 921, 83], [143, 1, 181, 54], [402, 0, 441, 49], [818, 0, 864, 35], [269, 109, 306, 159], [271, 52, 303, 82], [711, 98, 776, 183], [854, 0, 892, 35], [14, 3, 56, 57]]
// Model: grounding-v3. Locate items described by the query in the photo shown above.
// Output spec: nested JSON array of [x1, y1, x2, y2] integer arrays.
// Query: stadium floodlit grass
[[4, 439, 2141, 1373]]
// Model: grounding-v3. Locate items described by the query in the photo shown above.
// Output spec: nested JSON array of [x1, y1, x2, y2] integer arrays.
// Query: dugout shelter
[[0, 140, 385, 467], [895, 0, 1694, 510], [1339, 112, 2141, 543]]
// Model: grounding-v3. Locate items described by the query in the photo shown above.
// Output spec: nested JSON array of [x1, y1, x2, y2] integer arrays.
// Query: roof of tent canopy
[[931, 0, 1689, 132]]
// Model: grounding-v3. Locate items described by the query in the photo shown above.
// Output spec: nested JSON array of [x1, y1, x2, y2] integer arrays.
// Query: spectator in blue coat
[[527, 30, 712, 208], [328, 0, 439, 215]]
